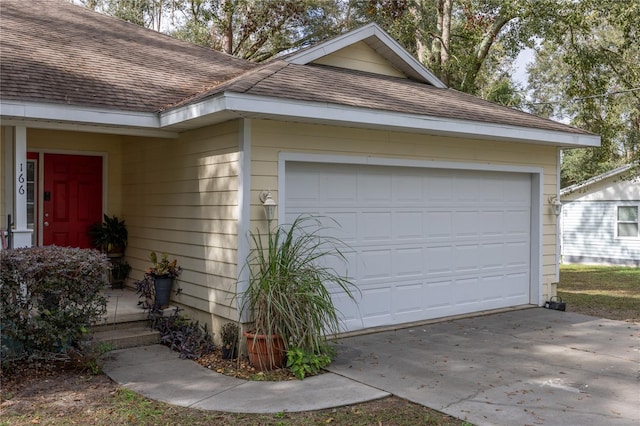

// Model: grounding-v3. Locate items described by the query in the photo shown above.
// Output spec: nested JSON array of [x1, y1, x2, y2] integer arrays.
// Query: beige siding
[[312, 41, 406, 78], [250, 119, 560, 300], [121, 120, 241, 330]]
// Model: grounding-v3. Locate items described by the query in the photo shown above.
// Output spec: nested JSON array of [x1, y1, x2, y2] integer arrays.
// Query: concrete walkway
[[102, 344, 389, 413]]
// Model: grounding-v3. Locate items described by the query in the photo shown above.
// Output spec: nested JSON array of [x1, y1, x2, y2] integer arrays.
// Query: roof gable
[[561, 163, 640, 201], [311, 41, 406, 78], [286, 23, 446, 88]]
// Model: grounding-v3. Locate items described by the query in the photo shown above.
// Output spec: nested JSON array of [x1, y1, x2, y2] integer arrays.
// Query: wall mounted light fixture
[[259, 190, 277, 223], [548, 195, 562, 217]]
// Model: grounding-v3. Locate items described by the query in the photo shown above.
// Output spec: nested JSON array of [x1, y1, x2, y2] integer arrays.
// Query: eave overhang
[[160, 92, 601, 148], [0, 99, 178, 138], [1, 94, 601, 148]]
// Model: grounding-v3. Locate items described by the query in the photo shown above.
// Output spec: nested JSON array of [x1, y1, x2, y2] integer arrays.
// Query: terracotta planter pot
[[244, 331, 286, 371]]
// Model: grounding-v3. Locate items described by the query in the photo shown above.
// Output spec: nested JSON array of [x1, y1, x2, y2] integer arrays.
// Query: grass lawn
[[558, 264, 640, 323]]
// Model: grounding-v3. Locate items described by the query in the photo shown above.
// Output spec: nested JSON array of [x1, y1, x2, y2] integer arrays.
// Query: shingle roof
[[0, 0, 256, 112], [178, 61, 590, 135], [0, 0, 593, 138]]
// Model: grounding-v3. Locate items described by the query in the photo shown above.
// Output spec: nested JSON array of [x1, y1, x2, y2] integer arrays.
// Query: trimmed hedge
[[1, 246, 110, 367]]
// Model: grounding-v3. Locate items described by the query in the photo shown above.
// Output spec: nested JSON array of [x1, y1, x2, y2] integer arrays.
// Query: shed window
[[617, 206, 639, 237]]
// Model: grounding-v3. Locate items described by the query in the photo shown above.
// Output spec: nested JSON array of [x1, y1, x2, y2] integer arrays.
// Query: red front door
[[43, 154, 103, 248]]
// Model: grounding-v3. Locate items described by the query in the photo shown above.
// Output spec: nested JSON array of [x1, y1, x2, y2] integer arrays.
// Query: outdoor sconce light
[[259, 190, 277, 223], [549, 195, 562, 217]]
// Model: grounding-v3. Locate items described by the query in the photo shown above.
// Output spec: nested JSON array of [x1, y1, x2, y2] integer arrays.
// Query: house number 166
[[18, 163, 25, 195]]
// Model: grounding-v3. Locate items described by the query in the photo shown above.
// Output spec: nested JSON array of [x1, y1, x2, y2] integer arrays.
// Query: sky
[[513, 48, 535, 88]]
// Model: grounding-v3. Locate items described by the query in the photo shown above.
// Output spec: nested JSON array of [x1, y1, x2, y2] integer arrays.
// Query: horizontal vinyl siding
[[251, 119, 559, 300], [562, 201, 640, 265], [122, 121, 241, 319], [312, 41, 407, 78]]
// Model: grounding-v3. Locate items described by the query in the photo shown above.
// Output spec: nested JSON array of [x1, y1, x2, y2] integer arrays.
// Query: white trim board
[[162, 92, 600, 148], [286, 23, 447, 88], [1, 101, 177, 139]]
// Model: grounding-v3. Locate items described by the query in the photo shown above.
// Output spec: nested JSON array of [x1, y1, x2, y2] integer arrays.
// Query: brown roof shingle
[[181, 61, 590, 136], [0, 0, 256, 112]]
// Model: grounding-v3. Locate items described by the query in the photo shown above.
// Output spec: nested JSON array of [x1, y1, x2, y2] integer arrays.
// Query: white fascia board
[[286, 23, 447, 89], [1, 100, 169, 131], [159, 95, 229, 127], [0, 118, 178, 138], [287, 23, 379, 64], [179, 92, 600, 147]]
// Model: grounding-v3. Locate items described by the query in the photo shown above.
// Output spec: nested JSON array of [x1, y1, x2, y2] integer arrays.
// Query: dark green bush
[[0, 246, 110, 368]]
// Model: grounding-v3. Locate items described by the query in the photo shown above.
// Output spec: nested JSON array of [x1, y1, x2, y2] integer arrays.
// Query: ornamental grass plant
[[241, 215, 359, 370]]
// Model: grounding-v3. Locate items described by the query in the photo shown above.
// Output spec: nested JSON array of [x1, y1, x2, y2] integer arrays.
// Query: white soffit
[[286, 23, 447, 89], [160, 92, 601, 148], [0, 100, 177, 138]]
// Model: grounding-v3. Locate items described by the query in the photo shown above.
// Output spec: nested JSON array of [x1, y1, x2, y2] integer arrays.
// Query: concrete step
[[92, 325, 160, 350]]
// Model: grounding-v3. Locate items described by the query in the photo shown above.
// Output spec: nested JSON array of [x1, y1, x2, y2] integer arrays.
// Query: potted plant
[[220, 322, 239, 359], [240, 215, 358, 372], [88, 214, 128, 256], [110, 260, 131, 289], [137, 251, 182, 309]]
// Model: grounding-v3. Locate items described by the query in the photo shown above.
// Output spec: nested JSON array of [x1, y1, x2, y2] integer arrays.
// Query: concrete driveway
[[327, 308, 640, 426]]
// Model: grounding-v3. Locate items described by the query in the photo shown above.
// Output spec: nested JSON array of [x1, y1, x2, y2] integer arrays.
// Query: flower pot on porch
[[244, 331, 286, 371], [153, 275, 173, 309]]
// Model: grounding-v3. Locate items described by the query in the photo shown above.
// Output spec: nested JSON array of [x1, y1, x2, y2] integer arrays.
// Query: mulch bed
[[194, 347, 299, 381]]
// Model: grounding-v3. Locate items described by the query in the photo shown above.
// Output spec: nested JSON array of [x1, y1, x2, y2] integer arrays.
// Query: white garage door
[[285, 162, 532, 332]]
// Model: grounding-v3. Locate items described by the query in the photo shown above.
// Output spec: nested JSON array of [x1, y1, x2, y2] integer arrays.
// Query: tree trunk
[[213, 0, 234, 55], [439, 0, 453, 84], [461, 14, 511, 93]]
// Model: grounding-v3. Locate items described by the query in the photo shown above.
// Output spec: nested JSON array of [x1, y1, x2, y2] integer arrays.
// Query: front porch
[[93, 287, 159, 349]]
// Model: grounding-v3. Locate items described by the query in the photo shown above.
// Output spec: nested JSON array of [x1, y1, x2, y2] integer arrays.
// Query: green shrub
[[286, 346, 332, 380], [0, 246, 110, 368]]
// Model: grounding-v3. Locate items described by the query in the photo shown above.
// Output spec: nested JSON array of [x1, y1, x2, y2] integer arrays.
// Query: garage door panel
[[425, 211, 453, 239], [360, 249, 393, 280], [394, 211, 423, 239], [454, 211, 484, 238], [361, 212, 392, 240], [393, 174, 423, 202], [504, 242, 530, 266], [359, 173, 391, 202], [479, 243, 504, 269], [326, 172, 357, 202], [395, 282, 424, 312], [454, 244, 481, 272], [394, 248, 423, 277], [285, 162, 532, 332], [425, 246, 454, 275], [360, 286, 393, 316], [505, 209, 530, 234], [481, 211, 505, 235]]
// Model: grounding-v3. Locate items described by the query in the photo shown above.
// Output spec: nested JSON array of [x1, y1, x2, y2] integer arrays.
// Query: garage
[[284, 161, 534, 332]]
